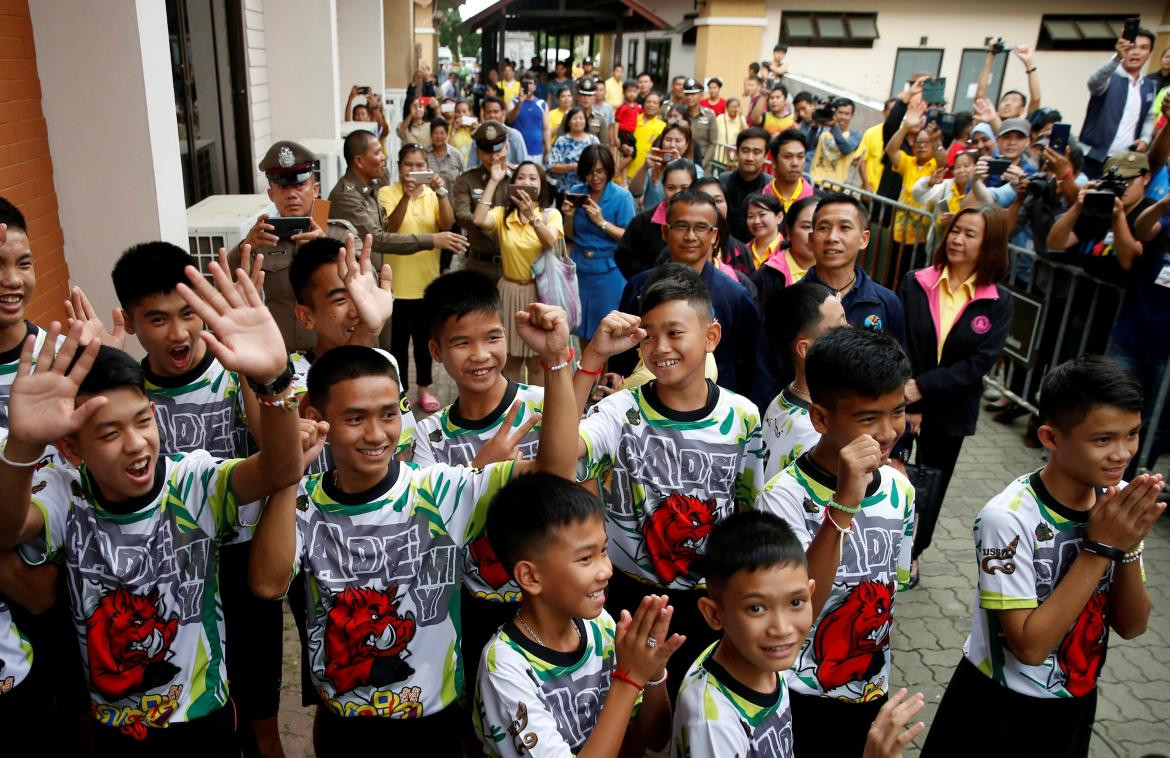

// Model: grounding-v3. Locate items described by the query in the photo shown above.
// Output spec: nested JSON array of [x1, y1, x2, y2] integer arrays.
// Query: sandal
[[417, 390, 441, 413]]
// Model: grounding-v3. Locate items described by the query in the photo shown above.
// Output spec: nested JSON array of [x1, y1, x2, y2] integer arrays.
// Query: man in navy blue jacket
[[1081, 31, 1158, 178], [614, 188, 760, 397]]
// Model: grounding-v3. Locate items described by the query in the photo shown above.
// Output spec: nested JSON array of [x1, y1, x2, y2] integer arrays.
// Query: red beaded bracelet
[[576, 361, 604, 376], [611, 669, 644, 692]]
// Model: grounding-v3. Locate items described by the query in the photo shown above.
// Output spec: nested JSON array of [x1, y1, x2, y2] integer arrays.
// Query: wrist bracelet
[[611, 669, 644, 692], [1025, 67, 1037, 74], [541, 347, 574, 372], [824, 509, 853, 536], [246, 360, 295, 397], [1081, 539, 1126, 562], [828, 498, 862, 515], [0, 443, 43, 468], [477, 199, 493, 207], [1121, 540, 1145, 564], [645, 669, 668, 688], [576, 361, 604, 376]]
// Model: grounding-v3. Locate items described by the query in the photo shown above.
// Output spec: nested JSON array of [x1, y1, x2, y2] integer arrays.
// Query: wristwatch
[[436, 187, 449, 198], [246, 360, 295, 397], [1081, 540, 1125, 562]]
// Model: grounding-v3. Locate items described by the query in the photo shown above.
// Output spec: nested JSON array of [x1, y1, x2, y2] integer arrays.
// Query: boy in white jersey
[[248, 304, 577, 755], [761, 281, 846, 481], [0, 259, 303, 752], [674, 510, 925, 758], [756, 327, 914, 756], [573, 263, 766, 693], [475, 472, 682, 756], [415, 270, 544, 733], [111, 241, 283, 755], [923, 356, 1163, 757]]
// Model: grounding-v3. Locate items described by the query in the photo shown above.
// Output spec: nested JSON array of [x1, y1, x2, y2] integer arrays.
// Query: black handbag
[[904, 448, 945, 555]]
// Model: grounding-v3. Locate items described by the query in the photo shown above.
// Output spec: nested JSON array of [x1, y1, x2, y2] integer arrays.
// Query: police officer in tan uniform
[[232, 140, 358, 352], [682, 77, 718, 173], [574, 77, 611, 148], [452, 121, 513, 281]]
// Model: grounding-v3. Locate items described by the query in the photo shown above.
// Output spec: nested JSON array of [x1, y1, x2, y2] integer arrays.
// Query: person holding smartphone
[[505, 74, 549, 163], [1080, 28, 1158, 178], [398, 95, 436, 148]]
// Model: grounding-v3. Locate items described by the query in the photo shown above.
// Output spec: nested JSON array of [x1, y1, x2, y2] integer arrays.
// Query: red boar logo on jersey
[[1058, 592, 1108, 697], [86, 587, 180, 701], [643, 493, 716, 584], [813, 580, 894, 691], [325, 586, 416, 694], [469, 535, 510, 590]]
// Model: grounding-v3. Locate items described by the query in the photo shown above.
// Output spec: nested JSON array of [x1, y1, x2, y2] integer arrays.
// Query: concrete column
[[415, 0, 437, 76], [384, 0, 413, 89], [693, 0, 766, 84], [338, 0, 385, 114], [264, 0, 341, 139], [28, 0, 187, 318]]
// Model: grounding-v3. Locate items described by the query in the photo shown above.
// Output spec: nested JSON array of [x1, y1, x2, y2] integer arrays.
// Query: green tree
[[439, 7, 479, 61]]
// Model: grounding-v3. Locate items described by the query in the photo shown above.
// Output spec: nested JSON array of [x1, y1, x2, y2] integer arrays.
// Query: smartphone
[[269, 216, 310, 240], [509, 185, 537, 202], [440, 102, 455, 114], [565, 192, 589, 207], [357, 86, 371, 94], [1123, 17, 1141, 43], [461, 116, 476, 126], [985, 158, 1012, 178], [922, 77, 946, 104], [310, 199, 330, 231], [418, 96, 431, 107], [1048, 123, 1071, 155], [408, 171, 434, 184]]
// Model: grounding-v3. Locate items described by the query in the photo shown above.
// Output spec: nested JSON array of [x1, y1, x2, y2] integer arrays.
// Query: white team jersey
[[293, 460, 517, 719], [0, 322, 59, 431], [756, 455, 914, 702], [578, 381, 765, 590], [412, 381, 543, 602], [963, 471, 1136, 699], [475, 611, 632, 756], [673, 642, 794, 758], [0, 599, 32, 696], [22, 452, 251, 734], [761, 387, 820, 483]]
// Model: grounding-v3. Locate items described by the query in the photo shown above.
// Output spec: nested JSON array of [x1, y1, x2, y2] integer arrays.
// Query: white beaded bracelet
[[0, 443, 42, 468]]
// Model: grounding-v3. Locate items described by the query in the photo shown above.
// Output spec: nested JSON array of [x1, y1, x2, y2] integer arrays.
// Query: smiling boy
[[755, 327, 914, 756]]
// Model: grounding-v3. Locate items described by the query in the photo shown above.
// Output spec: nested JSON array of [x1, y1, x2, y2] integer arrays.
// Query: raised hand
[[64, 286, 126, 351], [972, 98, 996, 125], [298, 417, 329, 471], [6, 322, 106, 452], [338, 234, 393, 336], [587, 311, 645, 360], [863, 689, 926, 758], [835, 434, 883, 510], [216, 244, 265, 300], [515, 303, 570, 365], [903, 101, 927, 132], [614, 595, 685, 687], [175, 259, 287, 384], [1089, 473, 1165, 550], [471, 401, 541, 467]]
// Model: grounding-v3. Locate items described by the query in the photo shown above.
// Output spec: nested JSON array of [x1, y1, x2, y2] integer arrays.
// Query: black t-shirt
[[1072, 196, 1153, 284], [720, 169, 772, 243]]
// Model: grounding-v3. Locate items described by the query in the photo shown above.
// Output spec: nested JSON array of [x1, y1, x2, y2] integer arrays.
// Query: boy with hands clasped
[[0, 256, 303, 752], [924, 356, 1163, 756]]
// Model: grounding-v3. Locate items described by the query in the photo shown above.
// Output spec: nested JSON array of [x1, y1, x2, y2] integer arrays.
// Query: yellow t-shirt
[[935, 268, 976, 362], [786, 249, 809, 283], [750, 233, 783, 270], [763, 112, 795, 135], [501, 80, 521, 104], [891, 152, 938, 244], [605, 77, 625, 108], [490, 206, 565, 281], [548, 108, 569, 135], [860, 123, 885, 191], [810, 129, 860, 185], [377, 183, 441, 300], [629, 115, 667, 178]]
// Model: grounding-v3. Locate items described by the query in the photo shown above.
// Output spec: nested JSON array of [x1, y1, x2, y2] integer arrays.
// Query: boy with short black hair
[[248, 304, 577, 754], [756, 326, 914, 756], [573, 263, 765, 691], [923, 356, 1163, 757], [0, 261, 303, 750], [675, 510, 925, 757], [474, 472, 682, 756], [415, 269, 545, 709], [761, 281, 846, 481]]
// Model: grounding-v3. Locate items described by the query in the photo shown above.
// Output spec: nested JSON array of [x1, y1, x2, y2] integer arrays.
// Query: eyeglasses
[[667, 222, 714, 235]]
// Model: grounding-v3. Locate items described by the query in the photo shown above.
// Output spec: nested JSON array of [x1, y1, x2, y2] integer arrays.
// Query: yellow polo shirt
[[891, 152, 938, 244], [548, 107, 569, 134], [490, 206, 565, 281], [605, 77, 624, 108], [935, 267, 976, 362], [501, 79, 521, 104], [750, 233, 783, 269], [377, 183, 441, 300], [786, 249, 809, 283], [860, 123, 885, 191], [764, 112, 795, 135], [629, 115, 667, 178]]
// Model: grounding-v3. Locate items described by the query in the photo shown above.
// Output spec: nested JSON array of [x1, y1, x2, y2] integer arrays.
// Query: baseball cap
[[997, 118, 1030, 138], [1103, 150, 1149, 177]]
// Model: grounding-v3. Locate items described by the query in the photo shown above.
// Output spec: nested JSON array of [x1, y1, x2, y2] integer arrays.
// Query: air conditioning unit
[[186, 194, 275, 276], [291, 138, 344, 196]]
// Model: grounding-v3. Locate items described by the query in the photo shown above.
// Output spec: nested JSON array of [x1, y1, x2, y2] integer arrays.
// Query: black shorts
[[604, 570, 717, 702], [790, 690, 887, 756], [91, 700, 239, 756], [219, 540, 284, 720], [921, 656, 1097, 757], [314, 703, 463, 756], [286, 568, 318, 707]]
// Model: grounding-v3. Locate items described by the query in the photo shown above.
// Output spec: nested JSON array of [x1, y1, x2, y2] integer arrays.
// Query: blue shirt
[[619, 260, 760, 395], [570, 181, 635, 273], [511, 98, 547, 156]]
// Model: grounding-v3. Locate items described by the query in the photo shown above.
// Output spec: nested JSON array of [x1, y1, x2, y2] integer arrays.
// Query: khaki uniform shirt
[[327, 170, 432, 257], [584, 109, 611, 148], [687, 106, 719, 173], [452, 165, 511, 259]]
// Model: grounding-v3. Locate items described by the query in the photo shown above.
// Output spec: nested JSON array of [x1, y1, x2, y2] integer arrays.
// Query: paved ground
[[272, 360, 1170, 756]]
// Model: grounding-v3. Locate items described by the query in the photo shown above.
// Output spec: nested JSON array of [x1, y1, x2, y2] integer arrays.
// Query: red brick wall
[[0, 0, 67, 324]]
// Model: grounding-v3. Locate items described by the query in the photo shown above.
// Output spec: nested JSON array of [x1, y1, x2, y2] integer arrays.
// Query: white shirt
[[1109, 74, 1144, 155]]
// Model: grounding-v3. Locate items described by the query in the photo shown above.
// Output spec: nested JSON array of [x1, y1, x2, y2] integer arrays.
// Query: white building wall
[[337, 0, 386, 115], [243, 0, 272, 190], [263, 0, 342, 141]]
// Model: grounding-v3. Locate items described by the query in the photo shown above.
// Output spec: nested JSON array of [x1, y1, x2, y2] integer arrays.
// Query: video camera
[[1082, 167, 1129, 217], [812, 97, 841, 125]]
